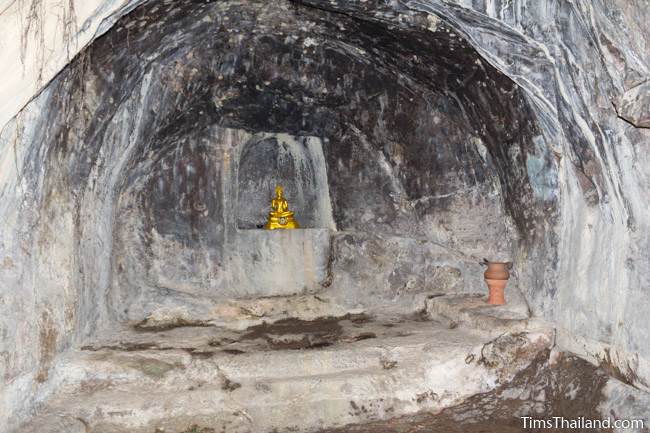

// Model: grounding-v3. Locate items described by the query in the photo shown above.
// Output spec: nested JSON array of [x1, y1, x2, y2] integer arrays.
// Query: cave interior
[[1, 0, 649, 432]]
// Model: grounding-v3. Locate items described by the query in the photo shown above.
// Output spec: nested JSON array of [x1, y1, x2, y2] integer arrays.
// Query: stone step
[[424, 293, 537, 332], [18, 314, 553, 433]]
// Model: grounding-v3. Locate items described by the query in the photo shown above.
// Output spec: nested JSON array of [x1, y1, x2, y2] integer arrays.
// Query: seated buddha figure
[[264, 184, 299, 230]]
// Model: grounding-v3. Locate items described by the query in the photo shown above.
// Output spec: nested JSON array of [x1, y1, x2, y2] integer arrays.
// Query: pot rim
[[480, 259, 513, 269]]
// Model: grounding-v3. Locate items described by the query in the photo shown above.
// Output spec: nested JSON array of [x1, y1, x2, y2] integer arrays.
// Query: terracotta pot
[[481, 260, 512, 305]]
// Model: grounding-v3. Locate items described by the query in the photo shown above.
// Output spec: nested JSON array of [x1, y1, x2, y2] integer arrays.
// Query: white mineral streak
[[0, 0, 145, 132]]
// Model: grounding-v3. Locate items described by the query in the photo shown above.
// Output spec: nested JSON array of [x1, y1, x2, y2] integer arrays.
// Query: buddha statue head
[[275, 184, 284, 200]]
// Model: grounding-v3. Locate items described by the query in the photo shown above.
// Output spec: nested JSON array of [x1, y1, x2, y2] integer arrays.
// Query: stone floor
[[311, 349, 613, 433], [18, 295, 556, 433]]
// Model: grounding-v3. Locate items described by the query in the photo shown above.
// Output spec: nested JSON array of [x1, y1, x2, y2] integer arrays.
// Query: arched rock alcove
[[3, 0, 556, 365], [0, 1, 573, 429], [236, 133, 334, 230]]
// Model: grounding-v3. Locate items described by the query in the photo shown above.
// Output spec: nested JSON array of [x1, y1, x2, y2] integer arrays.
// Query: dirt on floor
[[312, 350, 612, 433], [84, 312, 446, 362], [238, 314, 373, 350]]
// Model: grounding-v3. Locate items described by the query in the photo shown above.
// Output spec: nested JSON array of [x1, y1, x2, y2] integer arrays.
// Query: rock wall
[[0, 0, 648, 429], [0, 2, 540, 426], [113, 127, 334, 321], [236, 134, 334, 230], [0, 0, 146, 129], [399, 0, 650, 391]]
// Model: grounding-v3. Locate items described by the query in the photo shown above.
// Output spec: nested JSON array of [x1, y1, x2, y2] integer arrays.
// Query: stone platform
[[18, 305, 552, 433], [424, 293, 534, 332]]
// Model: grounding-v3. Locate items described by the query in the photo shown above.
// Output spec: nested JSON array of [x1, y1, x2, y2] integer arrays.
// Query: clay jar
[[481, 260, 512, 305]]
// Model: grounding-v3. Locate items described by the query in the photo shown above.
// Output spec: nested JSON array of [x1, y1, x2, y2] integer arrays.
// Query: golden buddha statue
[[264, 184, 299, 230]]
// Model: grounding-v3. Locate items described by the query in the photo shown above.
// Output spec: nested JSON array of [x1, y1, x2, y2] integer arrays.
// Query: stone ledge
[[18, 314, 553, 433], [424, 293, 542, 333]]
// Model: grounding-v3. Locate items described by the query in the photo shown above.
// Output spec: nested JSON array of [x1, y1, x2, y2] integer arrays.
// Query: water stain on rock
[[36, 311, 58, 383]]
